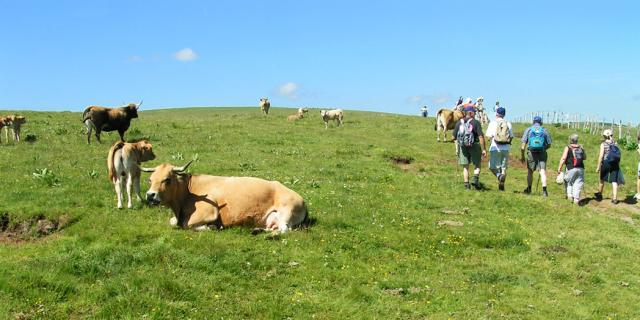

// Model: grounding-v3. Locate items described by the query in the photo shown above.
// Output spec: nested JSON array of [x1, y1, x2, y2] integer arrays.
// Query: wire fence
[[512, 111, 639, 142]]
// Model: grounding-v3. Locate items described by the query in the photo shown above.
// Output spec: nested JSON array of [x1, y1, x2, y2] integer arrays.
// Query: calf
[[83, 101, 141, 144], [107, 140, 156, 208], [259, 98, 271, 115], [143, 161, 308, 233], [3, 115, 26, 142], [320, 109, 344, 129]]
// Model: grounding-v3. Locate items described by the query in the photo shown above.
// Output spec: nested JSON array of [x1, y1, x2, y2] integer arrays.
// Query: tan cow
[[3, 115, 26, 142], [107, 140, 156, 209], [434, 109, 464, 142], [259, 98, 271, 115], [143, 161, 308, 233], [320, 109, 344, 129], [287, 113, 303, 121]]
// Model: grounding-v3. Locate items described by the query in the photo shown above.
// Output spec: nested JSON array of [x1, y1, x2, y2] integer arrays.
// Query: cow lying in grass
[[142, 161, 308, 233], [320, 109, 344, 129], [288, 108, 309, 121], [107, 140, 156, 208], [83, 101, 141, 144]]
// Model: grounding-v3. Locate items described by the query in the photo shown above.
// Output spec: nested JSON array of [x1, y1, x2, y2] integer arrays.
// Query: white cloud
[[428, 93, 451, 105], [277, 82, 299, 100], [174, 48, 198, 62], [127, 55, 143, 63], [407, 95, 424, 104]]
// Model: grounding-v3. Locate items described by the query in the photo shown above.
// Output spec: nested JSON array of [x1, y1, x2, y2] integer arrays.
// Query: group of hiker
[[451, 103, 631, 205]]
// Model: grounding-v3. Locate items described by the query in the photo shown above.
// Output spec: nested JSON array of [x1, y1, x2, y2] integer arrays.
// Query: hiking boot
[[498, 174, 506, 191], [471, 175, 479, 189], [523, 187, 531, 194], [542, 190, 549, 197], [594, 192, 603, 201], [464, 182, 471, 190], [498, 182, 505, 191], [612, 199, 619, 205]]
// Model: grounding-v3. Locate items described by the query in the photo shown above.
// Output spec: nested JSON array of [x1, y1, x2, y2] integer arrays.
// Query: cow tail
[[107, 141, 125, 182], [434, 110, 442, 131], [82, 107, 92, 122]]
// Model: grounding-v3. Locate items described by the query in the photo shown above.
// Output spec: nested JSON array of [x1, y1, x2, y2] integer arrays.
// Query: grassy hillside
[[0, 107, 639, 319]]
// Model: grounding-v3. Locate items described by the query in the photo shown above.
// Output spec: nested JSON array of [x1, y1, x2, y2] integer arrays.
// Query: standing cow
[[434, 109, 464, 142], [83, 101, 141, 144], [259, 98, 271, 115], [320, 109, 344, 129], [107, 140, 156, 209], [2, 115, 26, 142]]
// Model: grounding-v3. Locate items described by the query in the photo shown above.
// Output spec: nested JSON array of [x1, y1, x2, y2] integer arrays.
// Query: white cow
[[320, 109, 344, 129]]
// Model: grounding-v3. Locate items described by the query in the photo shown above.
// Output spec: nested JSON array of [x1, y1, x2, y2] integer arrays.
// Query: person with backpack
[[484, 107, 513, 191], [595, 129, 624, 204], [520, 116, 553, 196], [556, 134, 586, 205], [452, 106, 487, 190]]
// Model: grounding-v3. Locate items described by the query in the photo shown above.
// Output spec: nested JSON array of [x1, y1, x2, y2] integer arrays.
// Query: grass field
[[1, 107, 639, 319]]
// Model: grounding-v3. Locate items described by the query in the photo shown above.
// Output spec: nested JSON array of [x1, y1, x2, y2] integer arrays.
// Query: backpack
[[569, 145, 584, 167], [457, 119, 475, 148], [494, 119, 511, 144], [527, 126, 546, 152], [604, 142, 621, 164]]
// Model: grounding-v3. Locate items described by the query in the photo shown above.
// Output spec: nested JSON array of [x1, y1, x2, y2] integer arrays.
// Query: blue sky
[[1, 0, 638, 122]]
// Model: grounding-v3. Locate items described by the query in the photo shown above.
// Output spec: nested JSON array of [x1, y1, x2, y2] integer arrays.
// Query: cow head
[[142, 161, 193, 205], [124, 102, 140, 119], [136, 140, 156, 162], [320, 110, 327, 117]]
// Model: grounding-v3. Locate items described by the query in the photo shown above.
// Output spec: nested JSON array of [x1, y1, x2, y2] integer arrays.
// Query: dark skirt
[[600, 161, 622, 184]]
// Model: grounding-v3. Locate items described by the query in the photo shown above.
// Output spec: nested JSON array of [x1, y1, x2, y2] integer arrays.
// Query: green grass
[[0, 107, 639, 319]]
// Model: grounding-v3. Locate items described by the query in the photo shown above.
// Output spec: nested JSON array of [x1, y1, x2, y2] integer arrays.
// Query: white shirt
[[485, 118, 514, 151]]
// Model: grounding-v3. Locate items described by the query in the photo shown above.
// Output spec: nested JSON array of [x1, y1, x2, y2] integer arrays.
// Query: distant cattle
[[83, 101, 141, 144], [287, 113, 303, 121], [259, 98, 271, 115], [434, 109, 464, 142], [107, 140, 156, 209], [2, 115, 26, 142], [143, 161, 308, 233], [320, 109, 344, 129]]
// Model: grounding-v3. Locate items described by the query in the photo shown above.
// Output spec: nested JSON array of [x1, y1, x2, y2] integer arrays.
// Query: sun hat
[[463, 97, 472, 104], [496, 107, 506, 116], [556, 172, 565, 185], [463, 106, 475, 113], [602, 129, 613, 138]]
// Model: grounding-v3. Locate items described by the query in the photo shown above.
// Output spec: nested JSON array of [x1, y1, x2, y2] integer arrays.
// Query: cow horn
[[172, 160, 193, 173], [136, 100, 143, 109], [140, 165, 156, 173]]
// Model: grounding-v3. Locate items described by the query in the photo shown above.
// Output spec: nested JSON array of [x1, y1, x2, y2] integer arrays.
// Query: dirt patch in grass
[[0, 213, 73, 244], [540, 245, 568, 254], [387, 155, 415, 171]]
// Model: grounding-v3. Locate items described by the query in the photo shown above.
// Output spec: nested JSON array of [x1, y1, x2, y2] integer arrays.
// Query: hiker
[[595, 129, 623, 204], [636, 132, 640, 200], [485, 107, 513, 191], [420, 106, 428, 117], [520, 116, 552, 196], [454, 96, 463, 110], [453, 105, 487, 190], [556, 134, 586, 205]]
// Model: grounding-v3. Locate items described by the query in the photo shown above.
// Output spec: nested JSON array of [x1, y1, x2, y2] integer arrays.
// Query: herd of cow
[[79, 99, 349, 234]]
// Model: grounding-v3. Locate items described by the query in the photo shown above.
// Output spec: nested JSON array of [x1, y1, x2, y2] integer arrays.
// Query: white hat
[[463, 97, 472, 104], [602, 129, 613, 138]]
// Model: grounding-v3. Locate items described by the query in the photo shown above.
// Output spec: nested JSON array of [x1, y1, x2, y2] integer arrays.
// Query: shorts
[[600, 161, 621, 183], [527, 150, 547, 171], [489, 149, 509, 171], [458, 143, 481, 167]]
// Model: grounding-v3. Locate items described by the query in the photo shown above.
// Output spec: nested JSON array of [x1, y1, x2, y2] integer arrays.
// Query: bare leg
[[612, 182, 618, 201], [527, 169, 534, 189], [463, 165, 470, 183], [540, 169, 547, 187]]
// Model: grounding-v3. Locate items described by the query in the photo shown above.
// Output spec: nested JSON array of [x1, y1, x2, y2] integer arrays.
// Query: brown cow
[[107, 140, 156, 209], [3, 115, 26, 142], [142, 161, 308, 233], [259, 98, 271, 115], [83, 101, 141, 144], [434, 109, 464, 142]]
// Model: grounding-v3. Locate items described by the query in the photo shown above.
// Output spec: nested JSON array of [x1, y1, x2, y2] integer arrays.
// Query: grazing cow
[[83, 101, 141, 144], [3, 115, 26, 142], [320, 109, 344, 129], [107, 140, 156, 209], [0, 117, 8, 144], [143, 161, 308, 233], [434, 109, 464, 142], [297, 107, 309, 117], [259, 98, 271, 115]]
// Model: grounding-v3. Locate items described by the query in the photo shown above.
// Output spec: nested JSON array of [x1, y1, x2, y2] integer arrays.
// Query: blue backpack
[[604, 143, 621, 164], [527, 126, 546, 152]]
